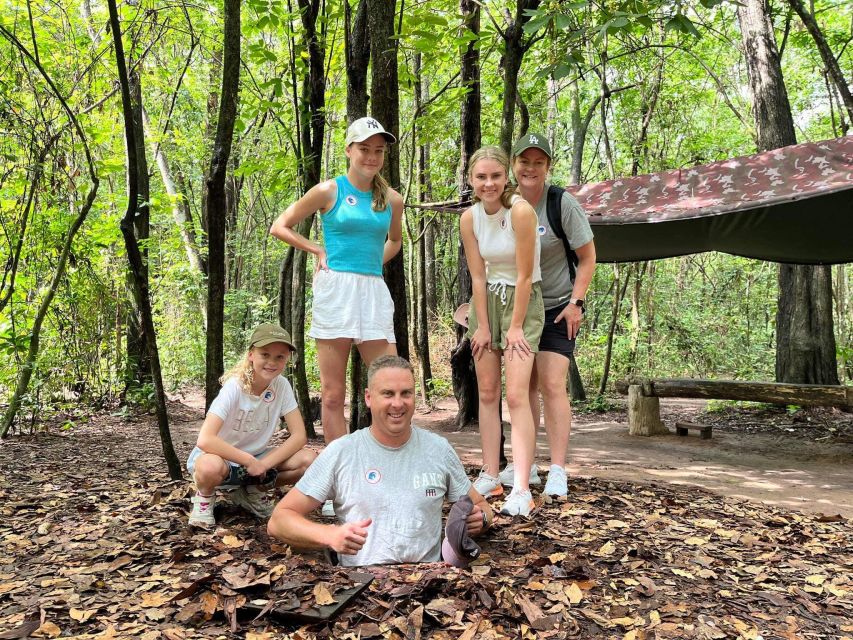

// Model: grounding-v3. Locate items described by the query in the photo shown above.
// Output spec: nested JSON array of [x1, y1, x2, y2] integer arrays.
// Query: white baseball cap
[[346, 117, 397, 146]]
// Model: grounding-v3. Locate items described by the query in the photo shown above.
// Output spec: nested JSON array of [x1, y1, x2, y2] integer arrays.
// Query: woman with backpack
[[501, 133, 597, 498]]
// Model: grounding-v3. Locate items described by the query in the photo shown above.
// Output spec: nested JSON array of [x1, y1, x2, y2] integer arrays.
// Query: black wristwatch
[[570, 297, 585, 312]]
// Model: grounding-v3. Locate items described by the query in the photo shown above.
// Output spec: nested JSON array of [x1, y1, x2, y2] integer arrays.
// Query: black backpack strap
[[546, 184, 578, 283]]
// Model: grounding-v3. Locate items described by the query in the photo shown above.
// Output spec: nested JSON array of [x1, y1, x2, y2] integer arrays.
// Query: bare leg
[[274, 448, 317, 485], [536, 352, 571, 468], [316, 338, 354, 443], [357, 339, 397, 365], [192, 454, 230, 495], [505, 353, 536, 492], [474, 349, 502, 475], [529, 365, 540, 464]]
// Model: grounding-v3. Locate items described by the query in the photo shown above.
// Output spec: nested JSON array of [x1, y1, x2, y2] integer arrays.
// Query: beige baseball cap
[[346, 116, 397, 146], [249, 323, 296, 352]]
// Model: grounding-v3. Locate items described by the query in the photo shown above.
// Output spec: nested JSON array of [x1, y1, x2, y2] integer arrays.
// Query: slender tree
[[737, 0, 838, 385], [203, 0, 241, 409], [105, 0, 181, 478], [451, 0, 481, 427], [369, 0, 409, 360]]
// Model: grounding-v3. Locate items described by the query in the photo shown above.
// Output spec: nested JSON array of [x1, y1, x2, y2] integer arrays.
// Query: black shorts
[[538, 301, 576, 359]]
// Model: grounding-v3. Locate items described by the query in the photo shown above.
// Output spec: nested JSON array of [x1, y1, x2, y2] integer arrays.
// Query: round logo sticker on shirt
[[262, 388, 276, 403], [538, 225, 546, 236], [345, 194, 358, 206], [365, 469, 382, 484]]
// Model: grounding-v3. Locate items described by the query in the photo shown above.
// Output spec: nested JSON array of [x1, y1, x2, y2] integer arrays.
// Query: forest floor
[[1, 394, 851, 639]]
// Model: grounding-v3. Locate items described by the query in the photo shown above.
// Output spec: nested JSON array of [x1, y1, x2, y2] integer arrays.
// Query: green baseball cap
[[511, 132, 552, 159], [249, 323, 296, 352]]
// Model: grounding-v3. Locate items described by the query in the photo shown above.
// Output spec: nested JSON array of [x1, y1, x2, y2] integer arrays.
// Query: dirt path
[[174, 390, 853, 518], [416, 397, 853, 519]]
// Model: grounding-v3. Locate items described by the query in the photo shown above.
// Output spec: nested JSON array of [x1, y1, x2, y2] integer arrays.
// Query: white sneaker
[[321, 500, 335, 518], [230, 486, 274, 519], [473, 471, 504, 497], [500, 489, 535, 517], [543, 465, 568, 497], [498, 463, 542, 488], [189, 494, 216, 527]]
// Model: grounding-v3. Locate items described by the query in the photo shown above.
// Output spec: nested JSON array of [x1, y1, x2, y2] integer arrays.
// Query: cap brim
[[453, 303, 470, 328], [348, 131, 397, 145], [512, 143, 552, 159], [441, 537, 472, 568], [252, 337, 297, 352]]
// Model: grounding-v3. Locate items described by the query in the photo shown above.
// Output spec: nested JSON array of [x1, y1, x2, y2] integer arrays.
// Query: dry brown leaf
[[32, 622, 61, 639], [313, 582, 336, 606], [69, 608, 95, 622], [222, 534, 243, 548]]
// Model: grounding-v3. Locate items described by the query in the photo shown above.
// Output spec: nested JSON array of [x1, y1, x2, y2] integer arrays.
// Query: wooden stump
[[628, 385, 669, 436]]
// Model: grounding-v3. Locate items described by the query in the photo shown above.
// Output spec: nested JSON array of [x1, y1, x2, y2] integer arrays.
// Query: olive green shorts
[[466, 282, 545, 352]]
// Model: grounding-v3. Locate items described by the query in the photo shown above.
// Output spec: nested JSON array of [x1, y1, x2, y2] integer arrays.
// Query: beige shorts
[[466, 282, 544, 352]]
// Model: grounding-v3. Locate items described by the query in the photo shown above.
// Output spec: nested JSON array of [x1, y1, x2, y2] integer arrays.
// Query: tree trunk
[[203, 0, 240, 409], [105, 0, 181, 478], [346, 0, 372, 431], [124, 70, 152, 393], [369, 0, 409, 360], [498, 0, 541, 153], [289, 0, 328, 438], [599, 264, 632, 395], [737, 0, 838, 385], [627, 385, 668, 436], [415, 57, 433, 402], [345, 0, 370, 122], [784, 0, 853, 123], [142, 107, 207, 278], [452, 0, 481, 427]]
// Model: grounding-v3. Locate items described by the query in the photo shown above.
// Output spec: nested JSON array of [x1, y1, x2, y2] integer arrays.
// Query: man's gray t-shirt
[[533, 182, 594, 310], [295, 426, 472, 567]]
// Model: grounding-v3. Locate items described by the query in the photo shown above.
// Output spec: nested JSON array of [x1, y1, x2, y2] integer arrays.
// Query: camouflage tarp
[[566, 135, 853, 264]]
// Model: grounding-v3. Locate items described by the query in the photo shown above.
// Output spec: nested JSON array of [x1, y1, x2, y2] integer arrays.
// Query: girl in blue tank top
[[270, 117, 403, 473]]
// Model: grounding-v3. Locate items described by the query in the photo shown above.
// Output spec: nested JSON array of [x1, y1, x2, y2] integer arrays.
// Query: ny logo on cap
[[366, 118, 379, 129], [529, 135, 539, 144]]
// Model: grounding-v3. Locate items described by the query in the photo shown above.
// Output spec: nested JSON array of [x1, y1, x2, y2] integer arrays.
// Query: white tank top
[[471, 195, 542, 287]]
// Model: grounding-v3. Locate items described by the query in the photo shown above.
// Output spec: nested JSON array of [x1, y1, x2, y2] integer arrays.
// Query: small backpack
[[545, 184, 579, 283]]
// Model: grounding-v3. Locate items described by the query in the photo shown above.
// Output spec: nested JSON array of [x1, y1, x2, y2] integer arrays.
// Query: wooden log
[[628, 385, 669, 436], [649, 379, 852, 408]]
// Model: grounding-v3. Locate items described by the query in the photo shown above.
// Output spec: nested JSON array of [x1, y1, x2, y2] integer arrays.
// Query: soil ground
[[1, 393, 851, 638], [414, 397, 853, 519]]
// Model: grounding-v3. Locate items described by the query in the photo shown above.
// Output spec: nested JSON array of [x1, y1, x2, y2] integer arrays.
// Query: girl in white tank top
[[459, 146, 545, 518]]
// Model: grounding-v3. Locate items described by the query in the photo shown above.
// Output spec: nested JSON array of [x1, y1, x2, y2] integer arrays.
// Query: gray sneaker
[[188, 494, 216, 527], [498, 463, 542, 488], [500, 489, 535, 517], [229, 487, 274, 519], [473, 470, 504, 497], [543, 465, 568, 497]]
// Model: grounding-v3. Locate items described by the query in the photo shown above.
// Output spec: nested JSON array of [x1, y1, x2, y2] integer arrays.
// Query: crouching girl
[[187, 323, 316, 526]]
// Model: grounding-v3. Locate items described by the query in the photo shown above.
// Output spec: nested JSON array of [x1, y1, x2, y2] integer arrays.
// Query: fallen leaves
[[1, 406, 852, 639]]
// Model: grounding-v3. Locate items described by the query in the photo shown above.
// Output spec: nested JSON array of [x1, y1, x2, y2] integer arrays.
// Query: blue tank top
[[321, 176, 392, 276]]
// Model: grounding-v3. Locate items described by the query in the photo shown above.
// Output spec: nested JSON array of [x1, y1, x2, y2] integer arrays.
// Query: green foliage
[[0, 0, 850, 424]]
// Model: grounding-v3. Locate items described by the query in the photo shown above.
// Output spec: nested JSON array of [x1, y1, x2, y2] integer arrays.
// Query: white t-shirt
[[296, 426, 472, 567], [208, 376, 298, 455]]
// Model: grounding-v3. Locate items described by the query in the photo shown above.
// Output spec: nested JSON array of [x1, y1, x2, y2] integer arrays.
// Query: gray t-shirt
[[295, 426, 472, 567], [533, 183, 594, 310]]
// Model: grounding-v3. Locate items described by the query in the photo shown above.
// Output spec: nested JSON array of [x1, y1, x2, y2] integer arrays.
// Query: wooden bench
[[616, 378, 853, 436]]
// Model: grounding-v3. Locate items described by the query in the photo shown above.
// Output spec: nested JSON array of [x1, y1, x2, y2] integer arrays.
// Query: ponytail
[[371, 172, 390, 211]]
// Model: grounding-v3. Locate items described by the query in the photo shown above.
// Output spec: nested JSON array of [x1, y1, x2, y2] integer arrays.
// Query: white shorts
[[309, 268, 396, 344]]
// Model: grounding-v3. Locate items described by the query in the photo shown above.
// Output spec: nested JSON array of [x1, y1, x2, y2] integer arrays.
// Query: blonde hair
[[468, 146, 516, 209], [221, 350, 255, 393], [372, 172, 390, 211]]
